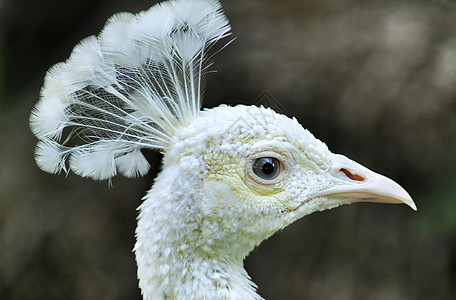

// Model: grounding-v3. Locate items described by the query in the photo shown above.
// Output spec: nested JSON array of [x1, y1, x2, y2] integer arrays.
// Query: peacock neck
[[134, 164, 263, 300]]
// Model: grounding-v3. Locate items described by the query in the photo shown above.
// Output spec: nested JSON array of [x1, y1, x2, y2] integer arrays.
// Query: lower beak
[[315, 154, 417, 211]]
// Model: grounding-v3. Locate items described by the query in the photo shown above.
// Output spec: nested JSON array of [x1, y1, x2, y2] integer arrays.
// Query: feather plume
[[30, 0, 231, 180]]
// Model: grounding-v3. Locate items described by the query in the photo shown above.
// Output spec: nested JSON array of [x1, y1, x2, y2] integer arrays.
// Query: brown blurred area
[[1, 0, 456, 299]]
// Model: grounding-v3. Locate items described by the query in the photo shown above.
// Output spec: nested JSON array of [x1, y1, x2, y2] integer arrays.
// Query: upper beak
[[315, 154, 417, 211]]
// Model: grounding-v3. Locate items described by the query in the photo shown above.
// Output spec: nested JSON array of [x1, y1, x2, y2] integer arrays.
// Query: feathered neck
[[134, 163, 264, 300]]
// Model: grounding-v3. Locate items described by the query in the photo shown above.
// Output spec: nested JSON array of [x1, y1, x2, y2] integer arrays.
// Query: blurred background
[[1, 0, 456, 299]]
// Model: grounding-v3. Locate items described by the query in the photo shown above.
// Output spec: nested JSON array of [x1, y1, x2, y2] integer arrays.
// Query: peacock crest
[[30, 0, 230, 180]]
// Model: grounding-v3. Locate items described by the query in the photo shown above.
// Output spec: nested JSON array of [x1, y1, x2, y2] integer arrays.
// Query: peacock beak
[[315, 154, 417, 210]]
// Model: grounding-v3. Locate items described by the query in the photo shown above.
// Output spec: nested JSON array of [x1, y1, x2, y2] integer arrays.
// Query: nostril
[[340, 168, 365, 181]]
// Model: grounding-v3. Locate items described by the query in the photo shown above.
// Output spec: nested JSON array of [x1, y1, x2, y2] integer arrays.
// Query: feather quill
[[30, 0, 231, 180]]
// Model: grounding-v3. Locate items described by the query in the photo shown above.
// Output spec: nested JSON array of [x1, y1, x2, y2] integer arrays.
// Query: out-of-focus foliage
[[422, 156, 456, 236], [0, 44, 4, 118], [0, 21, 4, 119]]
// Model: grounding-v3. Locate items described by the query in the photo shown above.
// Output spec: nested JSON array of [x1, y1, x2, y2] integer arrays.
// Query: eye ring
[[252, 157, 282, 180]]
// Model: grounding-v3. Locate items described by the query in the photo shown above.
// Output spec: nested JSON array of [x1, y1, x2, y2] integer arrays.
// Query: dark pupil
[[253, 157, 280, 180], [262, 162, 275, 174]]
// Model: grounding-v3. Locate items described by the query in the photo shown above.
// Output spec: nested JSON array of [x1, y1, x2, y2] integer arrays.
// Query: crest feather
[[30, 0, 231, 180]]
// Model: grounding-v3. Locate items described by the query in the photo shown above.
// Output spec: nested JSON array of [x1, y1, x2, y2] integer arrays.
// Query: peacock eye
[[252, 157, 281, 180]]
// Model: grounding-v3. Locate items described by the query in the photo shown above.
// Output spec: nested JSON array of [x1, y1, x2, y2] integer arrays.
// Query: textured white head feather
[[30, 1, 416, 299]]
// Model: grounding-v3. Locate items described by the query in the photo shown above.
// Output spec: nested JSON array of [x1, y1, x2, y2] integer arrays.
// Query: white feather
[[41, 63, 69, 98], [30, 64, 71, 139], [35, 139, 68, 174], [69, 143, 118, 180], [170, 0, 229, 41], [30, 95, 67, 139], [115, 148, 151, 178], [135, 4, 175, 42], [99, 12, 138, 67], [30, 0, 231, 180]]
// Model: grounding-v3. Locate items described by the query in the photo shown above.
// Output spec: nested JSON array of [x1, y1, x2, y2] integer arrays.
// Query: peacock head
[[163, 104, 416, 258], [30, 0, 416, 286]]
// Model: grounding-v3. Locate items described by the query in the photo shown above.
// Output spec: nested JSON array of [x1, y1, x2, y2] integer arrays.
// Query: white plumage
[[30, 0, 230, 180], [30, 1, 416, 299]]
